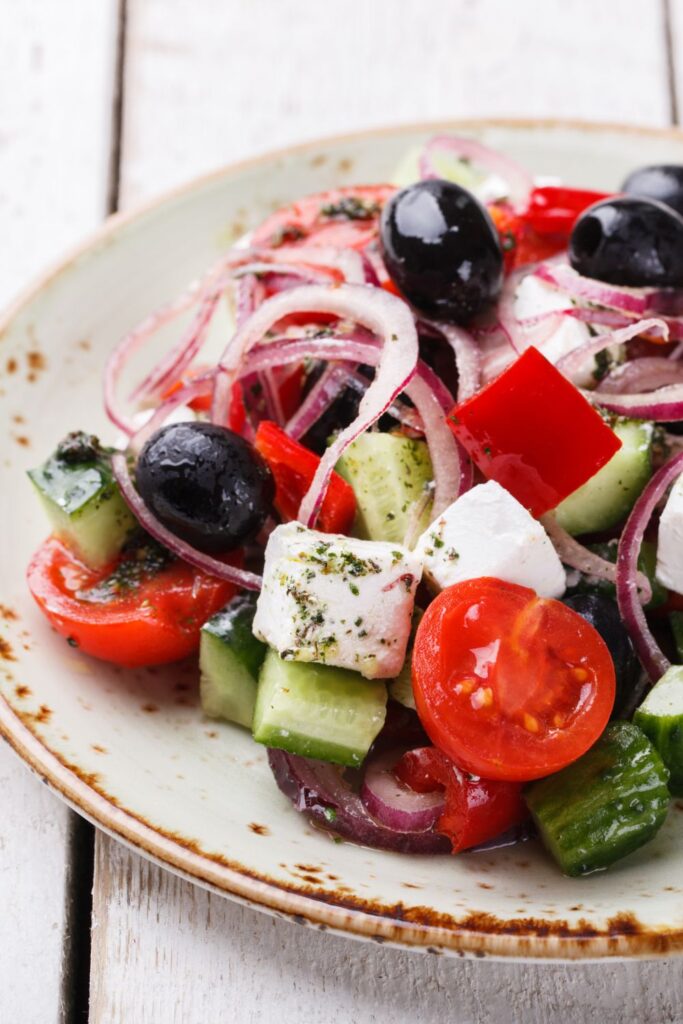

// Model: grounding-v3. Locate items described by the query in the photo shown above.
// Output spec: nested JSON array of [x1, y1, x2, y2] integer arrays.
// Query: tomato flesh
[[395, 746, 527, 853], [412, 577, 616, 781], [251, 185, 396, 252], [448, 346, 622, 517], [27, 536, 238, 667], [254, 420, 356, 533]]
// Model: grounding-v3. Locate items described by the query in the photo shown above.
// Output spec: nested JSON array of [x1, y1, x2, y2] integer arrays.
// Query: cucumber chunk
[[635, 666, 683, 796], [525, 721, 670, 876], [200, 594, 266, 728], [388, 608, 423, 710], [336, 432, 433, 544], [554, 419, 653, 536], [252, 650, 387, 767], [28, 432, 136, 570]]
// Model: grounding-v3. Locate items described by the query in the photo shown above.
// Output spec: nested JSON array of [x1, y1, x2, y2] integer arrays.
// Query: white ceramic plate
[[3, 120, 683, 961]]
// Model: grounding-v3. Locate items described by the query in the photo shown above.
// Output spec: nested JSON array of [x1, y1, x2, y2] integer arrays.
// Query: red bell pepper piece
[[394, 747, 528, 853], [448, 347, 622, 517], [254, 421, 357, 534], [523, 185, 611, 237]]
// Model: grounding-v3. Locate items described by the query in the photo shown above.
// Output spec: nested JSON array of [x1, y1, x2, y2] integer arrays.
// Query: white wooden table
[[3, 2, 683, 1020]]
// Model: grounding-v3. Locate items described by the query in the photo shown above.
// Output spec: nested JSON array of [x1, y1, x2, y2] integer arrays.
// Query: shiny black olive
[[569, 196, 683, 287], [379, 179, 504, 324], [562, 593, 640, 719], [136, 422, 274, 553], [622, 164, 683, 218]]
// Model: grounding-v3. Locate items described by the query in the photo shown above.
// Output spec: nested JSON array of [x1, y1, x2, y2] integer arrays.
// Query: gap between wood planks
[[59, 4, 128, 1022], [664, 0, 680, 124]]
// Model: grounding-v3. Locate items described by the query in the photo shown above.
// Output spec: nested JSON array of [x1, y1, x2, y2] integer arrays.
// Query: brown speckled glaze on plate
[[4, 120, 683, 960]]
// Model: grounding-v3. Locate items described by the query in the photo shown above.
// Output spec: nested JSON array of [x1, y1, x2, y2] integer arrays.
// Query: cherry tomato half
[[412, 578, 616, 781], [27, 536, 238, 667], [394, 746, 527, 853], [252, 185, 396, 252]]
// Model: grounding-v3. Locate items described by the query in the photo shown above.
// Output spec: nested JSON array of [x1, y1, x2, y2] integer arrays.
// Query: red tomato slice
[[254, 421, 356, 534], [27, 536, 238, 668], [394, 746, 527, 853], [448, 346, 622, 517], [251, 185, 396, 252], [412, 578, 616, 782]]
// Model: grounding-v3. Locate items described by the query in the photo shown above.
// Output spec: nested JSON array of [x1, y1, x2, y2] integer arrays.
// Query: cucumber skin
[[199, 595, 266, 729], [554, 419, 652, 536], [525, 722, 670, 877], [252, 651, 387, 767], [635, 709, 683, 796], [28, 446, 136, 569]]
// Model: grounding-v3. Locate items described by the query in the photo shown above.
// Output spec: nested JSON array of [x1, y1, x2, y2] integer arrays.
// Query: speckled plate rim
[[4, 117, 683, 961]]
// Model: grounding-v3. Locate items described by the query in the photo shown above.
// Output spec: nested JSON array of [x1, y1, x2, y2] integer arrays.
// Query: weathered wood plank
[[0, 2, 120, 1021], [119, 0, 671, 207], [91, 2, 683, 1021]]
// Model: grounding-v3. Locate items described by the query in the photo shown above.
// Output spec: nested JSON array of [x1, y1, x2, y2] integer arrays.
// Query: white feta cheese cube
[[416, 481, 566, 598], [656, 473, 683, 594], [253, 522, 422, 679], [514, 274, 591, 373]]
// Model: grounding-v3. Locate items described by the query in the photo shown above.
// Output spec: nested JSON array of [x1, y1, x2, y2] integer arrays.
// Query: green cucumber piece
[[335, 432, 433, 544], [554, 419, 653, 536], [252, 650, 387, 767], [525, 722, 670, 876], [28, 432, 136, 569], [635, 666, 683, 796], [200, 594, 267, 728], [388, 608, 423, 710], [565, 538, 667, 611]]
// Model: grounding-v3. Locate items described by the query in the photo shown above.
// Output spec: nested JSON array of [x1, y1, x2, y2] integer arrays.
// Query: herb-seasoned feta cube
[[252, 522, 422, 679], [656, 473, 683, 594], [416, 480, 566, 598]]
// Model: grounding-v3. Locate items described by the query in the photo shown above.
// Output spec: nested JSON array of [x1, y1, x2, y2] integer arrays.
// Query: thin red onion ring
[[534, 262, 663, 316], [587, 383, 683, 421], [284, 363, 350, 440], [360, 748, 445, 832], [597, 357, 683, 395], [555, 318, 668, 381], [617, 452, 683, 681], [423, 320, 481, 400], [541, 512, 652, 604], [209, 285, 420, 527], [111, 452, 262, 590], [419, 134, 532, 208]]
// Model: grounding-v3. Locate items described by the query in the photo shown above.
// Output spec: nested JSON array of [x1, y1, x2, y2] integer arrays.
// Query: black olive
[[622, 164, 683, 218], [136, 422, 274, 553], [379, 179, 504, 324], [562, 593, 640, 719], [569, 196, 683, 287]]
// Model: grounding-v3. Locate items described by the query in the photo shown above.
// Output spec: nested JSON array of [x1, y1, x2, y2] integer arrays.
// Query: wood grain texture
[[89, 2, 683, 1022], [0, 2, 119, 1021], [119, 0, 671, 206]]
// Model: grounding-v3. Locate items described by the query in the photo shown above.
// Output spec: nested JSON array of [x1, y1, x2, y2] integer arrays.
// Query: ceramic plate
[[3, 120, 683, 961]]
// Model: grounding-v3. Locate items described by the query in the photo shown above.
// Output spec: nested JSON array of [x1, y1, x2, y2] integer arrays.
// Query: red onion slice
[[423, 320, 482, 400], [209, 285, 420, 526], [534, 262, 662, 316], [597, 357, 683, 395], [555, 317, 668, 382], [404, 374, 462, 516], [284, 364, 350, 440], [268, 748, 450, 854], [111, 452, 262, 590], [617, 452, 683, 682], [419, 134, 532, 208], [360, 748, 445, 832], [541, 512, 652, 605], [588, 383, 683, 421]]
